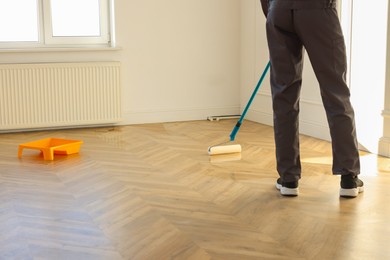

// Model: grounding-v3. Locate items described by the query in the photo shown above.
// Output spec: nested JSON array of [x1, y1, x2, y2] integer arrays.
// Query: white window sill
[[0, 46, 121, 53]]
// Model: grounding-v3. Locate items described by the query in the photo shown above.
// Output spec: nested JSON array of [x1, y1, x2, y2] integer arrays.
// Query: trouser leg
[[266, 9, 304, 182], [293, 8, 360, 176]]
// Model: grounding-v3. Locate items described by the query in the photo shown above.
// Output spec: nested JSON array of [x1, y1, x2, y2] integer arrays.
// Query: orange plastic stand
[[18, 138, 83, 160]]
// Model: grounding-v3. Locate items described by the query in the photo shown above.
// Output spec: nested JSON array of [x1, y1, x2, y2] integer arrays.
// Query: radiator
[[0, 62, 121, 132]]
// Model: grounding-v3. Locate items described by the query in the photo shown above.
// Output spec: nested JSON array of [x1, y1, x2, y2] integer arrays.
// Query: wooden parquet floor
[[1, 120, 389, 260]]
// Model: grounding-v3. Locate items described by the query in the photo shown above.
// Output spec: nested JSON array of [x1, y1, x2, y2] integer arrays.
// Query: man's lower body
[[265, 7, 363, 197]]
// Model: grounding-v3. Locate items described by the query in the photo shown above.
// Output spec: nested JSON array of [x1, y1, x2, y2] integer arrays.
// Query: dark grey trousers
[[266, 4, 360, 182]]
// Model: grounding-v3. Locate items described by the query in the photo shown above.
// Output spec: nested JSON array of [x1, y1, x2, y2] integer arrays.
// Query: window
[[0, 0, 39, 42], [0, 0, 113, 48]]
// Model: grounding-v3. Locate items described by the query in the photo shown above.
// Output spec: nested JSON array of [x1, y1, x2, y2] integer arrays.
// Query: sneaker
[[340, 174, 364, 198], [276, 178, 299, 196]]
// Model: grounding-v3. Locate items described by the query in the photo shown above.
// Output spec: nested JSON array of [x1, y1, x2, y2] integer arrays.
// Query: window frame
[[0, 0, 113, 49], [42, 0, 110, 46]]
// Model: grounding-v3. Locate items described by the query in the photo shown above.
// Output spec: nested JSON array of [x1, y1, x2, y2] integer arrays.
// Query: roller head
[[208, 144, 242, 155]]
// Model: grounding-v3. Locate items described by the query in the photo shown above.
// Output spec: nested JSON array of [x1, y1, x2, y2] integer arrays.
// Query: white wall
[[0, 0, 241, 126], [118, 0, 241, 124]]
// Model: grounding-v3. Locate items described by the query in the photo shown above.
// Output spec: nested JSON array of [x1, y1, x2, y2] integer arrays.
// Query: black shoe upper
[[340, 174, 364, 189], [277, 178, 298, 189]]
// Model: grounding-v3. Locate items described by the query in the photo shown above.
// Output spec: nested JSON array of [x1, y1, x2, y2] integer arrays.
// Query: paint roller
[[208, 61, 271, 156]]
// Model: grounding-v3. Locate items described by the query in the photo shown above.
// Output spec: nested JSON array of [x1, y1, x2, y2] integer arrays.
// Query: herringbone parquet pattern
[[1, 120, 389, 259]]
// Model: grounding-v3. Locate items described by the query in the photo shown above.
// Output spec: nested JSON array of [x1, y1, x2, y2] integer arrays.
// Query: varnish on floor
[[0, 120, 389, 259]]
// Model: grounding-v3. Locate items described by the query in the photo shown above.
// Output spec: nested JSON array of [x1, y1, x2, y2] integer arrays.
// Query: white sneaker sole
[[276, 183, 299, 196], [340, 186, 364, 197]]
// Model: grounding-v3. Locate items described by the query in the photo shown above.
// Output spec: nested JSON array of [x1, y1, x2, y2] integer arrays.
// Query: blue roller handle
[[229, 61, 271, 141]]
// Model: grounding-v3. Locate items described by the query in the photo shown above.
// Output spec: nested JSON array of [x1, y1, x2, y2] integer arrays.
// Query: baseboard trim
[[120, 106, 240, 125]]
